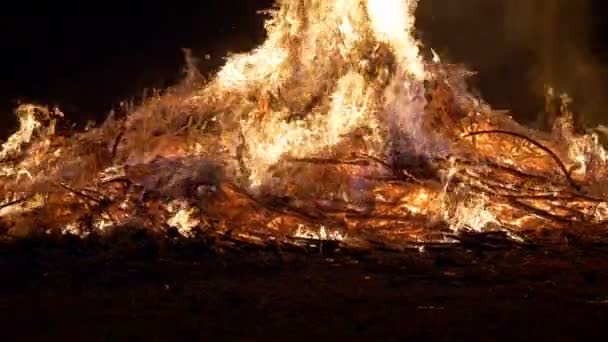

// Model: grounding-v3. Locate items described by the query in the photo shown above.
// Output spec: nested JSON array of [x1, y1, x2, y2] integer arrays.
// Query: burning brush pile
[[2, 0, 608, 250]]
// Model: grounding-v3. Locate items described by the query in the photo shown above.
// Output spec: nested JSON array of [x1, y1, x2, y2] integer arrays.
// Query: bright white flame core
[[366, 0, 425, 79]]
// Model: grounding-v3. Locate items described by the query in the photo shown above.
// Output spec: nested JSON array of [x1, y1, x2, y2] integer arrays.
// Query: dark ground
[[1, 235, 608, 341]]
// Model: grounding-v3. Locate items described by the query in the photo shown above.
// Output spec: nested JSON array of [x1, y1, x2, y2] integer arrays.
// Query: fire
[[166, 200, 201, 238], [238, 71, 378, 186], [366, 0, 425, 79], [213, 0, 426, 186], [1, 0, 608, 248]]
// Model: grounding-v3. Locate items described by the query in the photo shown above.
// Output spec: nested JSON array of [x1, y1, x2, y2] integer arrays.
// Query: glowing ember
[[293, 224, 346, 241], [166, 200, 201, 238], [1, 0, 608, 248]]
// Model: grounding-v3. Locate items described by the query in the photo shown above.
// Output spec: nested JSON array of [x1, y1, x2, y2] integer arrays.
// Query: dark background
[[1, 0, 607, 137]]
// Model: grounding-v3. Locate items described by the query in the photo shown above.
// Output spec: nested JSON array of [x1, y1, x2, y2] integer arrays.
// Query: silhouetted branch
[[462, 130, 580, 191]]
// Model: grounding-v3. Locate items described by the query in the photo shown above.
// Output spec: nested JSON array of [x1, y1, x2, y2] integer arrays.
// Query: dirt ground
[[1, 233, 608, 341]]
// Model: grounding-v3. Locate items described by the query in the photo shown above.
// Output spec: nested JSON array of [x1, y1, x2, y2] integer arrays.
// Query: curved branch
[[461, 130, 580, 191]]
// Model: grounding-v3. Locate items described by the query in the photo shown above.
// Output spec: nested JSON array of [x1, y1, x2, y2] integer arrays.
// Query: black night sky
[[1, 0, 608, 137], [0, 1, 273, 134]]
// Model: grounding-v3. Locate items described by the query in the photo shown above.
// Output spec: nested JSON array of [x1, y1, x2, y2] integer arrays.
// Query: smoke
[[416, 0, 605, 129]]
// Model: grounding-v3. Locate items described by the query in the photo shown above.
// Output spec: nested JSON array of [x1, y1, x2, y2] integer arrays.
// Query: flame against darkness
[[1, 0, 607, 249]]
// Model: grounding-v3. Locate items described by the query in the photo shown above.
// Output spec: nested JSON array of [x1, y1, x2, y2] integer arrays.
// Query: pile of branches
[[1, 68, 608, 252]]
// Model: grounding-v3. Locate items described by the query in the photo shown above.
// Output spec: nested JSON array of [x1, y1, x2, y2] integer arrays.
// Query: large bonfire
[[1, 0, 608, 249]]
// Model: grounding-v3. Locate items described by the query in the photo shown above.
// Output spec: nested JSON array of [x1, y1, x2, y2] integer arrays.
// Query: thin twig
[[57, 182, 103, 204], [0, 195, 33, 210], [111, 131, 124, 159], [455, 158, 554, 184], [55, 181, 119, 227], [286, 157, 374, 166], [507, 198, 575, 224]]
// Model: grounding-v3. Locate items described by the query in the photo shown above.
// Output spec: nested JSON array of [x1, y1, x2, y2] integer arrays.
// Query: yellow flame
[[447, 196, 499, 232], [0, 105, 45, 162], [167, 200, 200, 238], [242, 71, 378, 185], [293, 224, 346, 241]]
